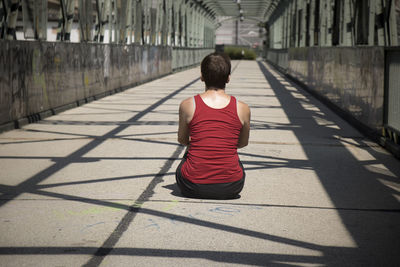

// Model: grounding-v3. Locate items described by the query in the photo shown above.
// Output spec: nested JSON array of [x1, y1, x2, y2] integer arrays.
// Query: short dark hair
[[201, 52, 231, 89]]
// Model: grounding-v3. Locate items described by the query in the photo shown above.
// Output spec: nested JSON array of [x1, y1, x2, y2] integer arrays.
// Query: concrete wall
[[386, 50, 400, 134], [287, 47, 385, 131], [0, 41, 172, 127], [172, 48, 214, 71], [265, 47, 385, 133], [265, 49, 288, 72]]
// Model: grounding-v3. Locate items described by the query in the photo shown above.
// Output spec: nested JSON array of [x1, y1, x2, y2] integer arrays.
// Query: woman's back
[[181, 94, 243, 184]]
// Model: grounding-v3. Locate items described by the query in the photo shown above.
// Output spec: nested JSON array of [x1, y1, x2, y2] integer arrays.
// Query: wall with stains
[[287, 47, 385, 131], [0, 41, 172, 127], [265, 47, 385, 132]]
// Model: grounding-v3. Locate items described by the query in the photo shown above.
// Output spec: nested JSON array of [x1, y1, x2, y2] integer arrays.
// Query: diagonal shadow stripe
[[0, 246, 332, 266], [35, 172, 176, 189], [83, 145, 184, 266], [0, 77, 199, 208]]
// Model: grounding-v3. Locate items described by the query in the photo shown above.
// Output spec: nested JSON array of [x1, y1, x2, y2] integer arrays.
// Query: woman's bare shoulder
[[237, 99, 250, 112], [236, 98, 250, 125], [179, 96, 195, 123], [180, 96, 194, 111]]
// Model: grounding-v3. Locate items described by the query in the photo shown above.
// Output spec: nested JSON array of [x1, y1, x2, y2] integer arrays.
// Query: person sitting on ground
[[175, 52, 251, 199]]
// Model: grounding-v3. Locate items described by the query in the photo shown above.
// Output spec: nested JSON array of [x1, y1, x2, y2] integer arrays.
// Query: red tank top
[[181, 94, 243, 184]]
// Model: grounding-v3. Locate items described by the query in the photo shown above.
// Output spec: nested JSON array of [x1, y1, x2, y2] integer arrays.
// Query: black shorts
[[175, 152, 245, 199]]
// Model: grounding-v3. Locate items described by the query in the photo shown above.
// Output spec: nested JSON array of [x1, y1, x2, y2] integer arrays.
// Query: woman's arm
[[237, 100, 250, 148], [177, 97, 194, 146]]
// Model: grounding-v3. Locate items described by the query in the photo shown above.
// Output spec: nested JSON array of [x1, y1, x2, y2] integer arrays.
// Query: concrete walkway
[[0, 61, 399, 267]]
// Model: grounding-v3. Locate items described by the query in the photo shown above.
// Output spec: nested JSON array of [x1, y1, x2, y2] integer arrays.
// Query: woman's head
[[201, 52, 231, 89]]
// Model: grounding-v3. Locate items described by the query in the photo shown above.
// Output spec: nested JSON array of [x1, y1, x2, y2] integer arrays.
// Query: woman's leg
[[175, 157, 245, 200], [175, 150, 199, 198], [197, 160, 245, 199]]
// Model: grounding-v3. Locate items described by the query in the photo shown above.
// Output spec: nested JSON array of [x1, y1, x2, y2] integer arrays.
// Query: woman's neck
[[202, 88, 229, 101], [205, 87, 225, 92]]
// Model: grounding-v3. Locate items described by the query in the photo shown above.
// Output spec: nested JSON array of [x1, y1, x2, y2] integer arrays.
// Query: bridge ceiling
[[198, 0, 280, 22]]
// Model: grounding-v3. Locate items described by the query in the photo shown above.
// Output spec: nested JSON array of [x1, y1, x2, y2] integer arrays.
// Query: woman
[[176, 52, 250, 199]]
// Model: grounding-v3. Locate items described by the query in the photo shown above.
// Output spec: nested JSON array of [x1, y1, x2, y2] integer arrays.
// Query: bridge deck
[[0, 61, 399, 266]]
